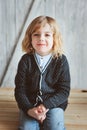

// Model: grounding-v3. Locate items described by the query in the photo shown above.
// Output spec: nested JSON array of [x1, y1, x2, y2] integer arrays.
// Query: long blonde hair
[[22, 16, 63, 57]]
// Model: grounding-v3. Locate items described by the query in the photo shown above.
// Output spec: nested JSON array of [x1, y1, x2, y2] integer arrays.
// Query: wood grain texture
[[0, 88, 87, 130]]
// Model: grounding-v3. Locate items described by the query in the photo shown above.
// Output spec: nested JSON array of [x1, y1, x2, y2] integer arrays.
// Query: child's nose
[[39, 34, 45, 41]]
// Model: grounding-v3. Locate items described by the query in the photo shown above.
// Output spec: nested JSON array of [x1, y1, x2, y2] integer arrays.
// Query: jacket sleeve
[[43, 55, 71, 110], [14, 55, 33, 114]]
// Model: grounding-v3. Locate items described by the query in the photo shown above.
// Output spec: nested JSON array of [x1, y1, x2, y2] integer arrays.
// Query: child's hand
[[37, 104, 49, 123], [27, 107, 43, 121], [27, 104, 49, 123], [37, 104, 49, 113]]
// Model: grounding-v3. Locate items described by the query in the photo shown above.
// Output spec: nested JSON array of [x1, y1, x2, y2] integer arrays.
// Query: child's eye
[[45, 34, 50, 36], [45, 33, 52, 37], [33, 33, 40, 36]]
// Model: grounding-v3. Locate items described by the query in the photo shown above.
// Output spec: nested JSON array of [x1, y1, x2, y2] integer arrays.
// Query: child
[[15, 16, 70, 130]]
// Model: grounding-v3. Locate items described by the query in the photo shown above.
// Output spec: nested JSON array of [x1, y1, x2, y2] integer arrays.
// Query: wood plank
[[0, 88, 87, 130], [66, 125, 87, 130], [69, 98, 87, 104], [69, 90, 87, 104], [0, 121, 19, 130]]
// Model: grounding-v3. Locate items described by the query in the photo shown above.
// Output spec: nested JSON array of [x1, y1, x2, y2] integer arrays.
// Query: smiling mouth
[[37, 44, 46, 46]]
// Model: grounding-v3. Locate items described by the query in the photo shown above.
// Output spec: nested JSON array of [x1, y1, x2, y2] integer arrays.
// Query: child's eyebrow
[[34, 31, 53, 33], [45, 32, 52, 33]]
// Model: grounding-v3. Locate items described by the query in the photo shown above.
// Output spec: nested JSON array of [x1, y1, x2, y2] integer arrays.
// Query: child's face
[[31, 23, 53, 56]]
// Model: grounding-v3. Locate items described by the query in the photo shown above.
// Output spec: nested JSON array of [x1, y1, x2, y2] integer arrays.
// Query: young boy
[[15, 16, 70, 130]]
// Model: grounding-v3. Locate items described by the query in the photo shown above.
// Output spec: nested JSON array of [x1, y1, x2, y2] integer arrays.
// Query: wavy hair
[[22, 16, 63, 57]]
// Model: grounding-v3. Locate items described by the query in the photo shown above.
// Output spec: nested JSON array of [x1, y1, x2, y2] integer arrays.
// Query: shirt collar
[[34, 52, 53, 73], [35, 52, 52, 64]]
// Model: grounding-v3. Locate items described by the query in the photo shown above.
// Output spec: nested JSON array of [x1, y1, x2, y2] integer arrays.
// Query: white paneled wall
[[0, 0, 87, 89]]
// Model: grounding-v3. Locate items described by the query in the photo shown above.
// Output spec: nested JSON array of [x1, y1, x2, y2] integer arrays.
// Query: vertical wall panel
[[55, 0, 87, 89], [45, 0, 56, 18], [1, 0, 43, 87], [0, 0, 16, 83], [0, 0, 34, 86], [15, 0, 34, 39]]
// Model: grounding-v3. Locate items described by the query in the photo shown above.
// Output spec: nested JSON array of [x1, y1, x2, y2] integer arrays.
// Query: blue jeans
[[19, 108, 66, 130]]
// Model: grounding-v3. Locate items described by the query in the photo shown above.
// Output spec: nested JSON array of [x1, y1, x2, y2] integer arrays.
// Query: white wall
[[0, 0, 87, 89]]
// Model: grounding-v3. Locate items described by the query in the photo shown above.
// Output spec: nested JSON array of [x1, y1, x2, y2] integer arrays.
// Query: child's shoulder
[[55, 54, 67, 61], [60, 54, 69, 66], [55, 54, 68, 65], [21, 53, 33, 60], [60, 54, 67, 61]]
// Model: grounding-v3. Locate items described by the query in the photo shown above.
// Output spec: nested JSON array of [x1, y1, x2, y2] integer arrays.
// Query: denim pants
[[19, 108, 66, 130]]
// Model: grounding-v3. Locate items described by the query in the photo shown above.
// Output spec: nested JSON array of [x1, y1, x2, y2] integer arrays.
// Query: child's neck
[[35, 52, 52, 57]]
